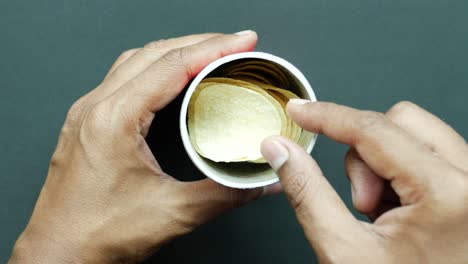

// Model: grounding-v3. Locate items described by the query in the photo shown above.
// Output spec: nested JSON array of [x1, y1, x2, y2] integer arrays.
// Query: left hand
[[9, 31, 277, 264]]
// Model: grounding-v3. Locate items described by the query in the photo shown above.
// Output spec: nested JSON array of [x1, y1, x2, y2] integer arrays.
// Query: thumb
[[178, 178, 280, 227], [261, 136, 364, 255]]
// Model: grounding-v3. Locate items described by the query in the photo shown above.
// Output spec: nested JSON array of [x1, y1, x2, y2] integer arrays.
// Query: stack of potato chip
[[188, 61, 302, 163]]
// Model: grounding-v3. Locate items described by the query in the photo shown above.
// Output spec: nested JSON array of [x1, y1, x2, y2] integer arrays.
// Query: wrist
[[9, 223, 157, 264], [9, 227, 81, 264]]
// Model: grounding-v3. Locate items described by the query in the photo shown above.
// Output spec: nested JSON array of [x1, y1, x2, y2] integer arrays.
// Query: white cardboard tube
[[179, 52, 318, 189]]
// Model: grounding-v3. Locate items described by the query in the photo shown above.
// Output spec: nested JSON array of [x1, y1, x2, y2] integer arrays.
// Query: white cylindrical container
[[180, 52, 317, 189]]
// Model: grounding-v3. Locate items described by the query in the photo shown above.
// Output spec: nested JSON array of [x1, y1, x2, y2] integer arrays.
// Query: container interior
[[186, 58, 316, 187]]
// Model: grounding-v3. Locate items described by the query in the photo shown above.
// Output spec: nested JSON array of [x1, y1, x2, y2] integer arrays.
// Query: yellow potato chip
[[248, 80, 302, 141], [203, 78, 287, 138], [226, 72, 273, 85], [188, 83, 283, 163], [222, 61, 289, 87], [249, 81, 303, 142], [188, 76, 302, 163]]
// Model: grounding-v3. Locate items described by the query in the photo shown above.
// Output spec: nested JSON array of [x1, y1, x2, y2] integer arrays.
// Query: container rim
[[179, 51, 317, 189]]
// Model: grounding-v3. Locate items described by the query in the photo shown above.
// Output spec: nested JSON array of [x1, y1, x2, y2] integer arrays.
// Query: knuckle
[[163, 48, 187, 65], [143, 39, 168, 51], [171, 211, 197, 235], [89, 101, 109, 122], [387, 101, 416, 119], [160, 48, 192, 77], [65, 98, 87, 124], [211, 34, 225, 43], [393, 100, 416, 111], [80, 101, 112, 138], [167, 200, 198, 234], [49, 150, 65, 169], [169, 192, 200, 232], [49, 134, 75, 170], [119, 48, 139, 59], [355, 111, 387, 132]]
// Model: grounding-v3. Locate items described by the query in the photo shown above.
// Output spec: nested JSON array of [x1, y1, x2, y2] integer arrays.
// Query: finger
[[345, 148, 384, 214], [114, 31, 257, 116], [386, 101, 468, 172], [178, 178, 263, 226], [286, 100, 459, 205], [261, 136, 365, 254], [99, 33, 222, 98], [104, 48, 140, 80], [344, 149, 401, 220], [262, 182, 283, 196]]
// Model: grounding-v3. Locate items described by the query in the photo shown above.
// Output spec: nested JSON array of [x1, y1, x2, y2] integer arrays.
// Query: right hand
[[261, 100, 468, 263]]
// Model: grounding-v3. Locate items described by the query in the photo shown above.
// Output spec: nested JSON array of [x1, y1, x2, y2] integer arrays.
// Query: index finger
[[286, 100, 459, 204], [112, 31, 258, 115]]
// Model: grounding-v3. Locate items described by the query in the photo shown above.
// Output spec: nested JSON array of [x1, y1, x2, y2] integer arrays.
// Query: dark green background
[[1, 0, 467, 262]]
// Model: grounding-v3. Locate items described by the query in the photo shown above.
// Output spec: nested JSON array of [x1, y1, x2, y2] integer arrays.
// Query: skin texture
[[8, 31, 468, 263], [261, 100, 468, 264], [8, 31, 280, 264]]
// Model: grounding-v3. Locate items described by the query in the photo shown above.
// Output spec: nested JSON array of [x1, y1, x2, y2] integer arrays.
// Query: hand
[[261, 100, 468, 263], [9, 31, 277, 264]]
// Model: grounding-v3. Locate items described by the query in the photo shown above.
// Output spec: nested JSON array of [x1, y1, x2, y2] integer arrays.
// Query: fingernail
[[288, 98, 311, 105], [234, 30, 254, 36], [262, 139, 289, 171]]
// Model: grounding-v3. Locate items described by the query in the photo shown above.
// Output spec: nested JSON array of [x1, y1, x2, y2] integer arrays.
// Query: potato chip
[[188, 83, 283, 162], [247, 80, 303, 142], [188, 76, 302, 163], [222, 60, 290, 87]]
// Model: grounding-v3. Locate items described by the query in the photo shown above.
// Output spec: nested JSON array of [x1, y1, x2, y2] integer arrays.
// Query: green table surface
[[1, 0, 467, 263]]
